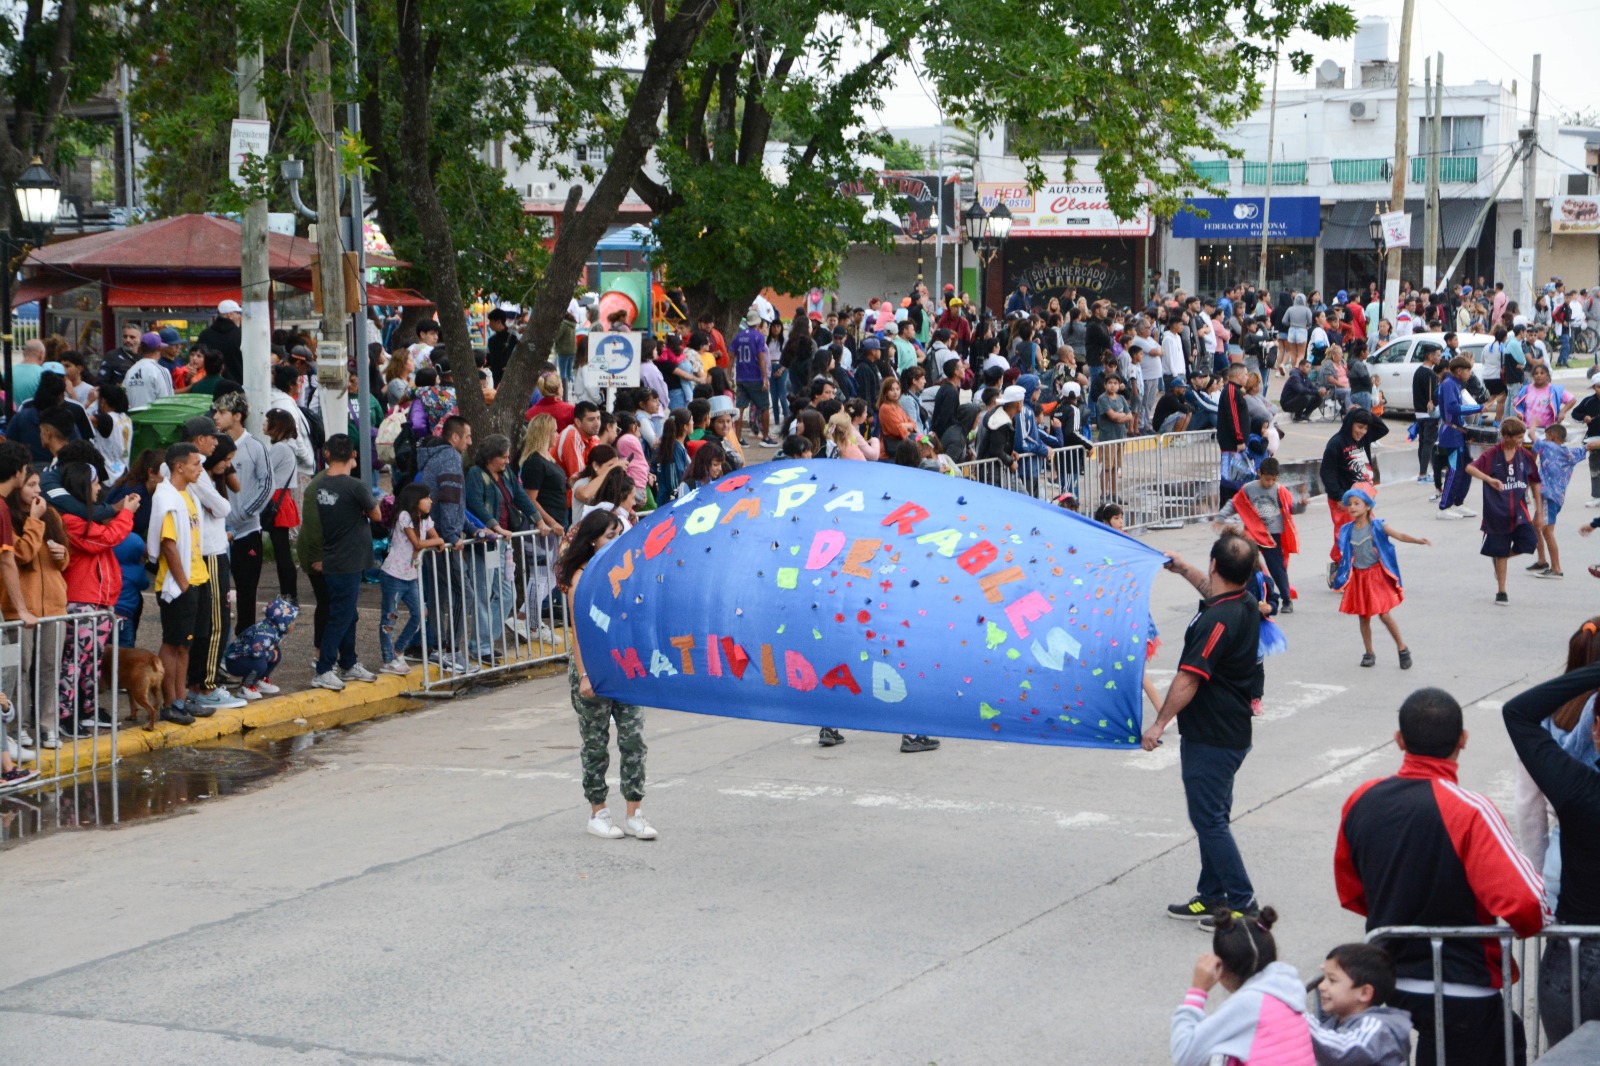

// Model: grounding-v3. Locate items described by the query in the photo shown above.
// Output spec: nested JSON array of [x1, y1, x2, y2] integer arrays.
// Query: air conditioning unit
[[526, 182, 552, 199], [1350, 101, 1377, 122]]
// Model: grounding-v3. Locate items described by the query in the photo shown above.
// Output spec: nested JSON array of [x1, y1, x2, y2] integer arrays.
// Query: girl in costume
[[1331, 488, 1430, 669]]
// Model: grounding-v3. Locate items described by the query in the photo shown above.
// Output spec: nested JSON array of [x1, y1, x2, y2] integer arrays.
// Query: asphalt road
[[3, 415, 1594, 1065]]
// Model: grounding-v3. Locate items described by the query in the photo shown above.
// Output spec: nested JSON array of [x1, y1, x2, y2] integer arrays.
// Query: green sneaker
[[1167, 895, 1224, 921]]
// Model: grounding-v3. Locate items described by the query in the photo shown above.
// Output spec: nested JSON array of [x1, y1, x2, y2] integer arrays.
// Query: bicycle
[[1571, 325, 1598, 356]]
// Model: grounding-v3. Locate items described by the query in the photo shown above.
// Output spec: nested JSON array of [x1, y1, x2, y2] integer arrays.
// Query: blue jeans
[[379, 571, 422, 664], [769, 368, 789, 426], [316, 571, 362, 675], [1179, 737, 1254, 906], [556, 354, 575, 384], [468, 545, 508, 658], [1560, 331, 1572, 365]]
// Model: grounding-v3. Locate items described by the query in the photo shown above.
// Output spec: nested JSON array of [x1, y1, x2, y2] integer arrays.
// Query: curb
[[34, 656, 568, 778]]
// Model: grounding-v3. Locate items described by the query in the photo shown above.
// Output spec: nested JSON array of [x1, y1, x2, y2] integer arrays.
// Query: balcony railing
[[1188, 160, 1231, 184], [1241, 161, 1308, 185], [1411, 156, 1479, 183], [1331, 158, 1392, 184]]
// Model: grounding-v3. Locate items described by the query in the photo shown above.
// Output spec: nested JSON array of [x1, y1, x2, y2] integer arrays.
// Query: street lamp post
[[2, 157, 62, 423], [963, 198, 1011, 327], [911, 210, 940, 288], [1367, 208, 1385, 344]]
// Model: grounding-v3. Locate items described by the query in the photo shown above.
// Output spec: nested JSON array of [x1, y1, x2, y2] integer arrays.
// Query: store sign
[[1005, 239, 1135, 307], [1171, 197, 1321, 240], [1551, 195, 1600, 234], [976, 182, 1152, 238], [834, 172, 958, 235]]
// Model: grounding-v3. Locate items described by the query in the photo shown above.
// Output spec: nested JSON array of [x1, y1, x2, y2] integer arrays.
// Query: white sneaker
[[40, 730, 59, 749], [381, 657, 411, 675], [17, 728, 32, 748], [504, 617, 531, 641], [255, 680, 281, 695], [537, 624, 559, 644], [1452, 506, 1478, 518], [586, 809, 624, 839], [239, 685, 262, 701], [1435, 509, 1464, 520], [339, 663, 378, 683], [311, 670, 346, 692], [624, 812, 658, 840]]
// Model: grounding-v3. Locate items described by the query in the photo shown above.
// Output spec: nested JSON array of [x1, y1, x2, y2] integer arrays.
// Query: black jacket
[[197, 316, 244, 383], [1411, 362, 1438, 415], [486, 328, 518, 383], [1320, 409, 1389, 497], [930, 380, 961, 437], [1215, 380, 1251, 451]]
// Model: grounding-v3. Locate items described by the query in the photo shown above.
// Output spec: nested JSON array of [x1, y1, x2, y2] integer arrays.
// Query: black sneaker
[[160, 704, 195, 726], [57, 719, 96, 740], [818, 727, 845, 747], [184, 699, 215, 719], [1198, 902, 1262, 933], [900, 734, 941, 753], [1167, 895, 1225, 921], [1495, 592, 1510, 606], [1280, 600, 1294, 614]]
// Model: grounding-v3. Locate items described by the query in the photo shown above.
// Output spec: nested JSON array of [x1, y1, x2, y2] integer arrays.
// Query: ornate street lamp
[[963, 197, 1011, 324], [910, 209, 940, 287], [3, 157, 63, 421]]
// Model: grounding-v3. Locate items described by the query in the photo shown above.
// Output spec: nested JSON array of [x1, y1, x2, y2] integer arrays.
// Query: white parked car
[[1367, 331, 1496, 415]]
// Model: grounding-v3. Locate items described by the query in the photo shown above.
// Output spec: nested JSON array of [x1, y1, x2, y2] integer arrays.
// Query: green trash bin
[[128, 394, 217, 460]]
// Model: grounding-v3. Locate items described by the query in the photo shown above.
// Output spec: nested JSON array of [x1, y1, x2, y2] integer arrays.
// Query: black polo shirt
[[1176, 589, 1264, 749]]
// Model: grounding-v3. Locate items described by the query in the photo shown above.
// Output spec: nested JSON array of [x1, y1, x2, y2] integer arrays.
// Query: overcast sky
[[868, 0, 1599, 134]]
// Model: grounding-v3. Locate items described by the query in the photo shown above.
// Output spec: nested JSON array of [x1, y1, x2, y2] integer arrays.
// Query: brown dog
[[98, 647, 165, 730]]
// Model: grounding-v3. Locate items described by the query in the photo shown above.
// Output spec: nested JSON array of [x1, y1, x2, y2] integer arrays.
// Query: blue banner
[[1172, 197, 1322, 240], [573, 461, 1168, 748]]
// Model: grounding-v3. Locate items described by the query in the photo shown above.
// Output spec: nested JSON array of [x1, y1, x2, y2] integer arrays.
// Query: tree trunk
[[680, 279, 752, 341], [391, 0, 490, 435], [494, 0, 718, 438]]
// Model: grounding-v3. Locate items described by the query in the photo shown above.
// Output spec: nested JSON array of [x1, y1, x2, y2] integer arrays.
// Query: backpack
[[299, 404, 326, 471], [1553, 302, 1570, 324], [376, 408, 408, 463], [390, 421, 419, 489]]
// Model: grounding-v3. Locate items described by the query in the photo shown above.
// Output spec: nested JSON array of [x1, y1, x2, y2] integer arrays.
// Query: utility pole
[[310, 40, 348, 439], [1427, 53, 1443, 289], [1257, 45, 1280, 295], [1385, 0, 1415, 320], [238, 40, 271, 438], [1422, 56, 1437, 292], [1519, 55, 1541, 315], [344, 0, 375, 484]]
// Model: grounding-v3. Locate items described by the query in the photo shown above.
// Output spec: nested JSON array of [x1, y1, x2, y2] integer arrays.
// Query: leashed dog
[[99, 647, 164, 730]]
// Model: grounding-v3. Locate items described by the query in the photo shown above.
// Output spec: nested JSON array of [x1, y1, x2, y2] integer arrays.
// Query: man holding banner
[[1141, 534, 1266, 930]]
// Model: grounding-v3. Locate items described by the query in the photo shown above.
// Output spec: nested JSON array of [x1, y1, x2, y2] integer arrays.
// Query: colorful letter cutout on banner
[[572, 460, 1169, 748]]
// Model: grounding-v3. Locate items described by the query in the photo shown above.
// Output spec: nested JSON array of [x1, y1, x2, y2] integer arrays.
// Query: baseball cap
[[158, 326, 182, 344], [139, 331, 164, 352], [40, 361, 65, 376], [861, 337, 881, 351], [1000, 385, 1027, 404], [948, 297, 963, 307], [218, 299, 242, 315], [182, 415, 219, 440]]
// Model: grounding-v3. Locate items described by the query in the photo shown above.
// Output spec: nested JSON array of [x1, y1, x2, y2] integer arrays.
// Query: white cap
[[218, 299, 242, 314], [1000, 385, 1027, 404], [1060, 381, 1082, 398]]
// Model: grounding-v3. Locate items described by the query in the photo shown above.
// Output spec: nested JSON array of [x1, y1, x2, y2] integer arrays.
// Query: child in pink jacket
[[1171, 907, 1315, 1065]]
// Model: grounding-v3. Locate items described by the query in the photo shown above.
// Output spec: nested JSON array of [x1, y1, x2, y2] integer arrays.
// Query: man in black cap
[[198, 299, 246, 384]]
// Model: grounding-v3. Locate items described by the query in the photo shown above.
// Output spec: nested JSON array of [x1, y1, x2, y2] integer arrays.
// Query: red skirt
[[1339, 564, 1403, 617]]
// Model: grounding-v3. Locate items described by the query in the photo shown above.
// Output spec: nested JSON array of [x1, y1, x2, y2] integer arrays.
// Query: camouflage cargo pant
[[569, 664, 647, 805]]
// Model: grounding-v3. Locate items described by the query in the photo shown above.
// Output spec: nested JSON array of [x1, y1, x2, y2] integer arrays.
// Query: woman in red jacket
[[58, 461, 138, 731]]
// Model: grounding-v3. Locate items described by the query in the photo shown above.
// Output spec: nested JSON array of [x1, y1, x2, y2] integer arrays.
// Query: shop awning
[[1323, 198, 1488, 250], [365, 283, 434, 308], [104, 277, 243, 309], [10, 275, 81, 309]]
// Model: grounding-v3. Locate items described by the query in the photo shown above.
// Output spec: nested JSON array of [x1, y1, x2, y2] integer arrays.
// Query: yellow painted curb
[[34, 655, 566, 777]]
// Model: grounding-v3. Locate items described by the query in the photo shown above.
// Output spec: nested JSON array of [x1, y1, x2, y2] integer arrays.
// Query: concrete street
[[3, 417, 1595, 1065]]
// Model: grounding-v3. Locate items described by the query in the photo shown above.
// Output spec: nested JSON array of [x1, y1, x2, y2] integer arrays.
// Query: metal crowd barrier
[[955, 430, 1222, 531], [1366, 924, 1600, 1064], [0, 608, 121, 794], [415, 528, 569, 692]]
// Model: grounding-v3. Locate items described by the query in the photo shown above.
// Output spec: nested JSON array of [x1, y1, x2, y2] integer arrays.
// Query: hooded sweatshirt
[[943, 402, 980, 464], [415, 436, 467, 543], [1319, 410, 1389, 499], [1284, 293, 1313, 332], [1170, 961, 1315, 1066], [1307, 1004, 1412, 1066]]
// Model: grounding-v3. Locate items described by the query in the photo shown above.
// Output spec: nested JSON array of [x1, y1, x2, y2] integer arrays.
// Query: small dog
[[99, 647, 165, 730]]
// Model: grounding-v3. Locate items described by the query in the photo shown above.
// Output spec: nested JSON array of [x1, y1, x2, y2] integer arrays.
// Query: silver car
[[1366, 331, 1496, 415]]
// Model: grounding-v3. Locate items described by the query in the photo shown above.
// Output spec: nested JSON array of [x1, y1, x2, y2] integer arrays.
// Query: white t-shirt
[[1479, 342, 1503, 381], [1394, 310, 1414, 337], [382, 511, 435, 581], [407, 342, 435, 370], [93, 411, 133, 479]]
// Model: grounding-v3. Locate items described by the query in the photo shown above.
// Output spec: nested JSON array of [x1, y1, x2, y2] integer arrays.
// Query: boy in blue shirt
[[1533, 423, 1600, 578]]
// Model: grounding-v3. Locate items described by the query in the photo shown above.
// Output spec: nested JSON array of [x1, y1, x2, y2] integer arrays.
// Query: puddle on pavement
[[0, 696, 422, 849]]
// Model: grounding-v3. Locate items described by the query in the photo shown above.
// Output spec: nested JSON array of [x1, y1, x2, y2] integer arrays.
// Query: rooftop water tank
[[1353, 16, 1390, 64]]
